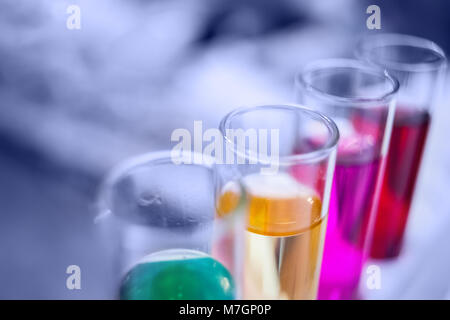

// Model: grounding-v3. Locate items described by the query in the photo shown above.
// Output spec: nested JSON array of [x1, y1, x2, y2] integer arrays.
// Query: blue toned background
[[0, 0, 449, 299]]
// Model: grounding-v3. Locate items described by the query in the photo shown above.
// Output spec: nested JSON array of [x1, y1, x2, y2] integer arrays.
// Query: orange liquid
[[217, 189, 241, 218], [247, 192, 322, 236], [243, 173, 327, 300]]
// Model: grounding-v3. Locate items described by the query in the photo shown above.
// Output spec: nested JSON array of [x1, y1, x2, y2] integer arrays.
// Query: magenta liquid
[[318, 156, 381, 300]]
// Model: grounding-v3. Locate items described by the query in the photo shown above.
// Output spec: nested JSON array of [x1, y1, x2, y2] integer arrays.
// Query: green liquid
[[120, 249, 235, 300]]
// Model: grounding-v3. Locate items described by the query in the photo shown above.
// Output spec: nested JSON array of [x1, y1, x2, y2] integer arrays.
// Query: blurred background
[[0, 0, 449, 299]]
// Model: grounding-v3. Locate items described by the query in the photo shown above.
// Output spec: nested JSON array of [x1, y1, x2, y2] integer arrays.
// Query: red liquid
[[370, 108, 431, 259]]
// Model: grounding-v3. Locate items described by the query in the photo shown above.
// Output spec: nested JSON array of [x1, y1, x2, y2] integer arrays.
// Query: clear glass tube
[[295, 59, 398, 299], [219, 104, 339, 300], [356, 34, 447, 259], [96, 151, 243, 300]]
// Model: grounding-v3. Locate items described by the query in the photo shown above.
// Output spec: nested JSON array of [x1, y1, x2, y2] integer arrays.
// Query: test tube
[[356, 34, 447, 259], [295, 59, 398, 299], [219, 104, 339, 299], [96, 151, 243, 300]]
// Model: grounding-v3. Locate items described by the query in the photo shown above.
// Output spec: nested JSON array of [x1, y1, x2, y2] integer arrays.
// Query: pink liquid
[[318, 156, 381, 300]]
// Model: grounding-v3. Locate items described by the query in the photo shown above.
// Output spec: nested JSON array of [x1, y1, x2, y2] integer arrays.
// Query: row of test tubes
[[96, 33, 447, 300]]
